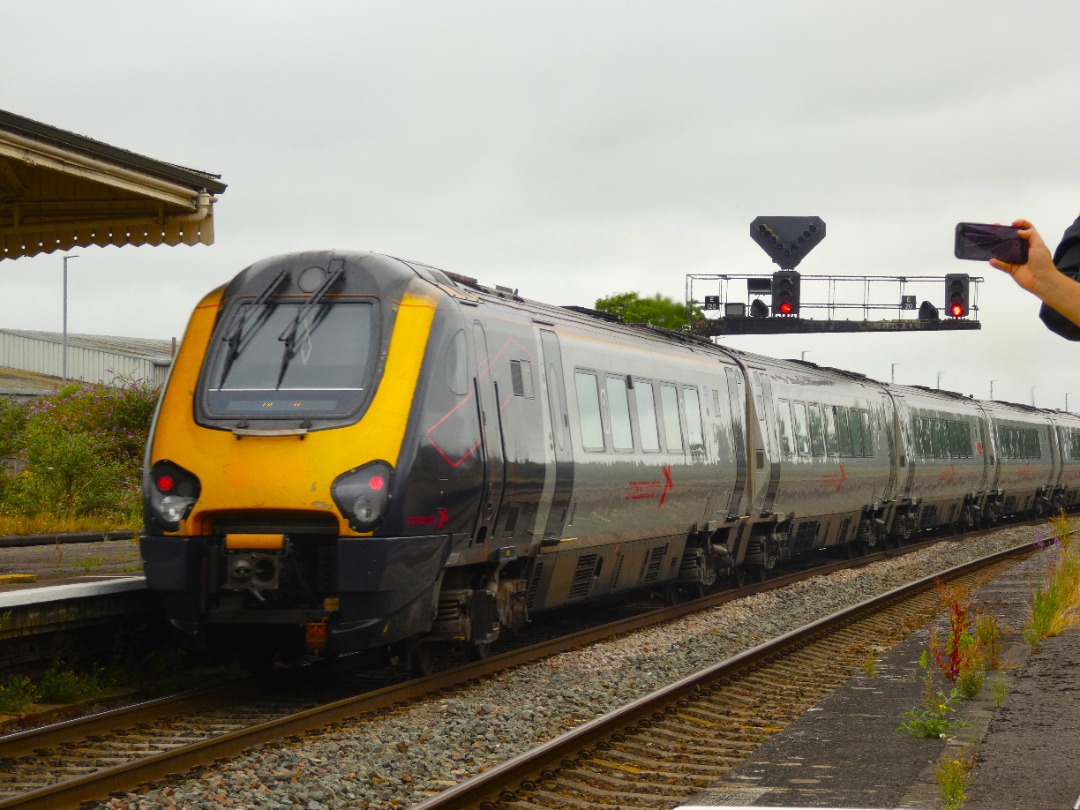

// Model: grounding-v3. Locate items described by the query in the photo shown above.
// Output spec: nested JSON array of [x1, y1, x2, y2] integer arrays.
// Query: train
[[139, 250, 1080, 673]]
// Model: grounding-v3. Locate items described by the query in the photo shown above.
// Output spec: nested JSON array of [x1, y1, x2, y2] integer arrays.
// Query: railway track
[[410, 543, 1031, 810], [0, 535, 1035, 809]]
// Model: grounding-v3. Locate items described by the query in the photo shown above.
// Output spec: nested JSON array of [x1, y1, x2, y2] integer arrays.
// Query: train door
[[472, 321, 506, 544], [539, 330, 574, 542], [891, 395, 916, 498], [750, 372, 781, 514], [723, 367, 747, 517]]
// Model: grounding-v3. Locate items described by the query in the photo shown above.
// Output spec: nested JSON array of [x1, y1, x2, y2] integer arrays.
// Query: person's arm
[[991, 219, 1080, 328]]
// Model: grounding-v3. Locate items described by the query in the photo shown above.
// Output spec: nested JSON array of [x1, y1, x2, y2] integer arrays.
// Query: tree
[[594, 292, 701, 331]]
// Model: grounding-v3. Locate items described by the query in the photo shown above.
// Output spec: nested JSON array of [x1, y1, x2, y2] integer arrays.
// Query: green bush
[[0, 376, 159, 522]]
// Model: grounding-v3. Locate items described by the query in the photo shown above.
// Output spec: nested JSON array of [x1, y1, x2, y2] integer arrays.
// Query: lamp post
[[62, 254, 79, 382], [1031, 387, 1037, 407], [891, 363, 900, 384], [801, 350, 810, 361], [989, 379, 997, 399], [936, 371, 943, 389]]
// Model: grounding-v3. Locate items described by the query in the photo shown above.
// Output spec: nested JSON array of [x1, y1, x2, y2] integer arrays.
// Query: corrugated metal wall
[[0, 332, 171, 387]]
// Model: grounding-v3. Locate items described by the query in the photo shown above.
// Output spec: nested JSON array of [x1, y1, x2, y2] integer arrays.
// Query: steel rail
[[0, 534, 1034, 810], [410, 540, 1038, 810]]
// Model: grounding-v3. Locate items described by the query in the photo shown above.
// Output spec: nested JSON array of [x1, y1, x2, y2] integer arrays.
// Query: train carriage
[[981, 401, 1058, 521], [888, 385, 989, 536], [735, 358, 897, 564], [1050, 410, 1080, 509]]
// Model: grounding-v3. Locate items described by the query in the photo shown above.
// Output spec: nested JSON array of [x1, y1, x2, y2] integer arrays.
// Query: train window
[[606, 376, 634, 451], [510, 359, 534, 399], [823, 407, 839, 456], [634, 381, 661, 452], [946, 421, 960, 458], [912, 416, 926, 458], [444, 330, 469, 396], [660, 383, 683, 451], [1027, 429, 1041, 459], [834, 407, 852, 456], [776, 398, 793, 458], [793, 401, 811, 456], [203, 301, 376, 418], [808, 404, 826, 457], [684, 388, 706, 462], [848, 408, 866, 456], [574, 371, 605, 451], [860, 410, 874, 456]]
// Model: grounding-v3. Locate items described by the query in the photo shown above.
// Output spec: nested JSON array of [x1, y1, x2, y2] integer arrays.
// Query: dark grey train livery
[[140, 251, 1080, 669]]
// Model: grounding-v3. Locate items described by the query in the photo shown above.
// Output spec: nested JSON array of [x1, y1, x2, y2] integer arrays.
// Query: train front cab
[[140, 253, 492, 665]]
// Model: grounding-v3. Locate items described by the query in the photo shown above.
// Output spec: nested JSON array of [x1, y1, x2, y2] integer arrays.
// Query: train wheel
[[466, 641, 492, 662], [408, 642, 436, 677]]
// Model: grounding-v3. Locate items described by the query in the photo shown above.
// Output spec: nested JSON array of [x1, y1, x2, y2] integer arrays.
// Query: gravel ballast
[[90, 528, 1040, 809]]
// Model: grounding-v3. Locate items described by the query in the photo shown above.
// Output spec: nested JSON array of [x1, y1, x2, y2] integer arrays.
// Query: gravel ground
[[76, 526, 1042, 810]]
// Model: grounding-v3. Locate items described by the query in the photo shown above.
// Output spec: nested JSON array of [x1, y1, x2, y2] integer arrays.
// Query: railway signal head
[[750, 216, 826, 270], [945, 273, 970, 318], [771, 270, 801, 317]]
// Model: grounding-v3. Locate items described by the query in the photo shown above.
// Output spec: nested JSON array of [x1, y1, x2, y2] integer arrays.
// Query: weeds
[[934, 750, 974, 810], [0, 676, 37, 713], [990, 677, 1008, 707], [75, 556, 104, 572], [862, 650, 877, 679], [899, 653, 967, 739], [0, 376, 158, 526], [1024, 513, 1080, 648]]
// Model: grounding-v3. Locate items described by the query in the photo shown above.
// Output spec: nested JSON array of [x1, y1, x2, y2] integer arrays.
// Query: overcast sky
[[4, 1, 1080, 409]]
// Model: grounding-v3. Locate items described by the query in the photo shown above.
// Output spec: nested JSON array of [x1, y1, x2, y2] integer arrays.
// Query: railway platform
[[0, 535, 156, 677], [676, 551, 1080, 810]]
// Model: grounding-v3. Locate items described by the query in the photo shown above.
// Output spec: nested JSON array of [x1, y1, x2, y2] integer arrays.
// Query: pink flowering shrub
[[0, 376, 158, 520]]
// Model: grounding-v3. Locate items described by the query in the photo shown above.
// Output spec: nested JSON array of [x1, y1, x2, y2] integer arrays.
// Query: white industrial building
[[0, 329, 174, 399]]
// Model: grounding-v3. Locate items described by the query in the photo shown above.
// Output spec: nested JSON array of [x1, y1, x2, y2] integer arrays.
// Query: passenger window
[[861, 410, 874, 456], [947, 421, 961, 458], [793, 401, 811, 456], [660, 383, 683, 451], [776, 398, 793, 458], [849, 408, 866, 456], [684, 388, 705, 461], [606, 376, 633, 451], [634, 380, 661, 452], [808, 404, 826, 457], [835, 407, 852, 456], [824, 406, 839, 456], [574, 371, 605, 451]]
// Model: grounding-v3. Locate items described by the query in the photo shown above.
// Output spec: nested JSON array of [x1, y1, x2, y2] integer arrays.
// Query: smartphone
[[954, 222, 1028, 264]]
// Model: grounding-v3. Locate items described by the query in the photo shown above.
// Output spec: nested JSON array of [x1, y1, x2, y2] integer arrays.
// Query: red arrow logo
[[659, 465, 674, 507]]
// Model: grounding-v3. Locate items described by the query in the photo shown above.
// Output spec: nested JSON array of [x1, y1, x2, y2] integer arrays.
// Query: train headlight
[[146, 461, 201, 532], [332, 461, 393, 532]]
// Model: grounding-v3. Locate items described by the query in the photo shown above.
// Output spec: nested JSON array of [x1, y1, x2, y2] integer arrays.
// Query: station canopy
[[0, 109, 227, 261]]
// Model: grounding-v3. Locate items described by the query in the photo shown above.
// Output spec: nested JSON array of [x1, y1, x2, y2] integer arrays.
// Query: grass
[[0, 513, 137, 536], [1024, 513, 1080, 648]]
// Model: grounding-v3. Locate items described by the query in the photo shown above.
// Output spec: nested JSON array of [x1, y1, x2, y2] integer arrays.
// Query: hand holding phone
[[955, 222, 1029, 264]]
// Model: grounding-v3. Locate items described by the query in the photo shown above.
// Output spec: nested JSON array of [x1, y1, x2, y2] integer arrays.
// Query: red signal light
[[157, 475, 175, 492], [779, 301, 793, 315], [368, 475, 385, 492], [950, 303, 965, 318]]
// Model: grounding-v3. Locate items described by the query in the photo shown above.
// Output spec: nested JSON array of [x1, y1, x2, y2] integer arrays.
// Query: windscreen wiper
[[218, 268, 290, 388], [275, 260, 345, 389]]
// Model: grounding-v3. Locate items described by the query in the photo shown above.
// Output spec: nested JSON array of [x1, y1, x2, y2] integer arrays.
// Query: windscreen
[[202, 301, 376, 419]]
